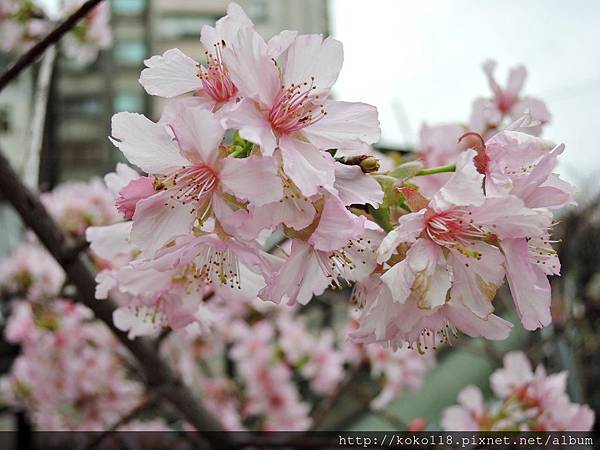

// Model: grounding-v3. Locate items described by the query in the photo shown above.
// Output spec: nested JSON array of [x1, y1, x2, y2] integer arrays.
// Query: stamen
[[199, 42, 237, 103], [269, 77, 326, 134]]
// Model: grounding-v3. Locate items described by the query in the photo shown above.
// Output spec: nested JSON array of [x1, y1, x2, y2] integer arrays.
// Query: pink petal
[[259, 240, 329, 305], [308, 195, 365, 252], [471, 195, 551, 239], [86, 222, 133, 260], [219, 155, 283, 206], [381, 259, 414, 304], [303, 100, 381, 150], [482, 59, 502, 99], [104, 163, 139, 197], [501, 238, 552, 330], [167, 104, 225, 165], [110, 112, 188, 174], [130, 190, 196, 256], [279, 135, 335, 197], [222, 26, 280, 108], [283, 34, 343, 98], [445, 302, 513, 340], [223, 98, 278, 155], [332, 162, 383, 207], [115, 176, 156, 220], [200, 2, 253, 50], [431, 149, 485, 210], [139, 49, 201, 98], [505, 65, 526, 101], [449, 242, 504, 319], [267, 30, 298, 58], [377, 211, 425, 263]]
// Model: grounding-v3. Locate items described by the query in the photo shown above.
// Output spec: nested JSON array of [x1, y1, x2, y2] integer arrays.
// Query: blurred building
[[44, 0, 151, 185]]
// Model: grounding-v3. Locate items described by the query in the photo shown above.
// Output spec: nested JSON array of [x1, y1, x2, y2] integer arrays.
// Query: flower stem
[[414, 164, 456, 177]]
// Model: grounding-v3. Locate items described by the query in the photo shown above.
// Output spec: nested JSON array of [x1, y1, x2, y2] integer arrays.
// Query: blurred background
[[0, 0, 599, 435]]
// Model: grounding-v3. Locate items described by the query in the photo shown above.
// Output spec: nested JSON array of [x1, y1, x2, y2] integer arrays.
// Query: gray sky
[[330, 0, 600, 189]]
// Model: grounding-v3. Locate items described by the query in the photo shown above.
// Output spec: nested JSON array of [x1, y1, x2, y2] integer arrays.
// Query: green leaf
[[387, 161, 424, 181]]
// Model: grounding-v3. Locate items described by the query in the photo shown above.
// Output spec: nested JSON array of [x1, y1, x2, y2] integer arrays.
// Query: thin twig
[[0, 0, 105, 93], [82, 392, 159, 450]]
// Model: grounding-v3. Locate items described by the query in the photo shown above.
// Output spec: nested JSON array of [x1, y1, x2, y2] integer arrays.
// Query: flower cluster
[[442, 351, 594, 431], [159, 294, 434, 431], [0, 0, 48, 53], [89, 3, 574, 353], [0, 179, 171, 431], [0, 0, 111, 66], [0, 299, 145, 431], [91, 2, 383, 337], [1, 173, 434, 430]]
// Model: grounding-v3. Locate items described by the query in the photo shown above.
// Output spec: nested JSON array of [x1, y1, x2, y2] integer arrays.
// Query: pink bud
[[116, 177, 155, 220], [408, 417, 427, 432]]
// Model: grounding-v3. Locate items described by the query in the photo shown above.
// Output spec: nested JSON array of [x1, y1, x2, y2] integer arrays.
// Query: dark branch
[[0, 148, 227, 441], [0, 0, 105, 93]]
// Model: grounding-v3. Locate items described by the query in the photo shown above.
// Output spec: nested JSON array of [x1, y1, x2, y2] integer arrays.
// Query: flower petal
[[377, 211, 425, 263], [219, 155, 283, 206], [332, 162, 383, 207], [279, 135, 335, 197], [308, 195, 365, 252], [431, 149, 485, 210], [130, 190, 196, 255], [139, 49, 201, 98], [222, 26, 280, 108], [166, 104, 224, 165], [110, 112, 188, 174], [303, 100, 380, 150], [223, 98, 278, 155], [445, 302, 513, 340], [259, 240, 329, 305], [501, 238, 552, 330], [86, 222, 133, 260], [449, 242, 504, 319], [283, 34, 343, 97]]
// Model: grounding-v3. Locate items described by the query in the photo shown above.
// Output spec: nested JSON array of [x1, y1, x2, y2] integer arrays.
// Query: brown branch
[[310, 362, 366, 430], [82, 392, 159, 450], [0, 0, 105, 93], [0, 149, 227, 444]]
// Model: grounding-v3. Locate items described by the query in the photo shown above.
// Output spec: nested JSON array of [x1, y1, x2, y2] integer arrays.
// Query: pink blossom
[[412, 123, 468, 196], [259, 196, 379, 305], [41, 178, 119, 237], [221, 27, 380, 196], [61, 1, 112, 66], [115, 176, 156, 220], [110, 103, 283, 255], [470, 60, 550, 137], [443, 352, 595, 431], [1, 300, 144, 431], [139, 3, 254, 109], [353, 149, 553, 347], [0, 243, 65, 302], [442, 385, 490, 431]]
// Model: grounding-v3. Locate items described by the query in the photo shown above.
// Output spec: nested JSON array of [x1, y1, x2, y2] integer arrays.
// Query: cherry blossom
[[442, 352, 595, 431], [470, 60, 550, 137]]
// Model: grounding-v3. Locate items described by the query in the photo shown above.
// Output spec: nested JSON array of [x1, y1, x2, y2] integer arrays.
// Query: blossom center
[[425, 210, 484, 247], [198, 42, 237, 103], [194, 245, 241, 290], [269, 78, 326, 134], [159, 164, 219, 218]]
